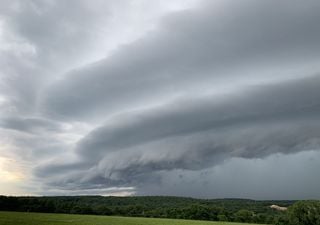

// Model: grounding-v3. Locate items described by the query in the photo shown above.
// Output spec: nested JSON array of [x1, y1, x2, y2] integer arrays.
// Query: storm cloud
[[36, 75, 320, 191], [1, 0, 320, 198], [42, 0, 320, 120]]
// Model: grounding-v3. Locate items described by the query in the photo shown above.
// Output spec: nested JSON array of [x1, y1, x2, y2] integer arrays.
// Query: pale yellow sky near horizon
[[0, 155, 27, 195]]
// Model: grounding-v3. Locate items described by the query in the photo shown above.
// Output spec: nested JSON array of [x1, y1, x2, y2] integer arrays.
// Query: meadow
[[0, 211, 263, 225]]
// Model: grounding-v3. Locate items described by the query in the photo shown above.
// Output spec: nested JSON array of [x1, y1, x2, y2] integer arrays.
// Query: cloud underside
[[36, 75, 320, 191]]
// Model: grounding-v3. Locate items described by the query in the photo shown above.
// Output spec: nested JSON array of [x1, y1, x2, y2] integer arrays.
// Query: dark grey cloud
[[36, 75, 320, 192], [42, 0, 320, 120], [76, 75, 320, 158], [136, 150, 320, 199]]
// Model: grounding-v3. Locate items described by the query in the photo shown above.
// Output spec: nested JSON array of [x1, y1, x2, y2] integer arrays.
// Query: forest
[[0, 195, 298, 224]]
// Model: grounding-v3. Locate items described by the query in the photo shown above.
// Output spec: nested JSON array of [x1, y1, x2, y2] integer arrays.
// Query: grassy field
[[0, 211, 264, 225]]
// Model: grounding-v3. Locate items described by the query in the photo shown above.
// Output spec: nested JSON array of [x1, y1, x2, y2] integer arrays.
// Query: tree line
[[0, 195, 318, 224]]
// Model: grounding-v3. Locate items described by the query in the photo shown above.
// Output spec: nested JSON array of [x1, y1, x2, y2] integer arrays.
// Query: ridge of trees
[[0, 195, 318, 224]]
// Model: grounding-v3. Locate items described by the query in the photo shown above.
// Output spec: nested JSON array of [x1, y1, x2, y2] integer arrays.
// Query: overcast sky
[[1, 0, 320, 199]]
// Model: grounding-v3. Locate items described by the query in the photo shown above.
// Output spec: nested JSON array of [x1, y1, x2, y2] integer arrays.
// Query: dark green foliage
[[217, 214, 228, 221], [273, 200, 320, 225], [287, 200, 320, 225], [178, 205, 222, 221], [235, 209, 254, 223], [274, 214, 290, 225], [0, 195, 295, 224], [93, 205, 113, 215]]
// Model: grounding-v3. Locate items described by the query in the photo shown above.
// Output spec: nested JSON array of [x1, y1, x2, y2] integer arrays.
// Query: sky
[[0, 0, 320, 200]]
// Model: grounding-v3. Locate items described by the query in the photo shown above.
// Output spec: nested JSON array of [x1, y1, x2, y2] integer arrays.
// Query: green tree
[[183, 205, 211, 220], [288, 201, 320, 225], [274, 214, 289, 225], [93, 205, 113, 215], [234, 209, 254, 223]]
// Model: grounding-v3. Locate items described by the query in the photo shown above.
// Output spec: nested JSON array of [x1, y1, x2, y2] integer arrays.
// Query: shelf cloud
[[1, 0, 320, 198]]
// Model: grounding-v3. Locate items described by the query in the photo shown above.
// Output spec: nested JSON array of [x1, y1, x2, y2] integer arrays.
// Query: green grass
[[0, 211, 264, 225]]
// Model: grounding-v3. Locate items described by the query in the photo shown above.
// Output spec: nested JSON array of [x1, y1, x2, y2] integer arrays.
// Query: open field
[[0, 211, 264, 225]]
